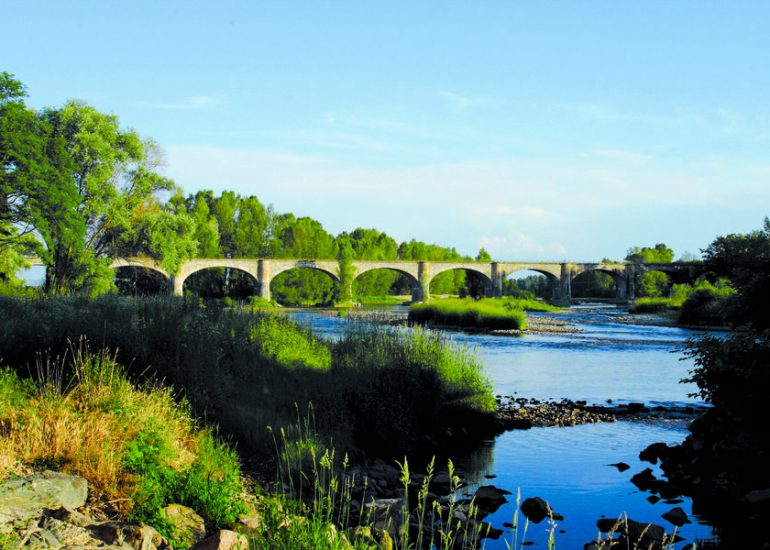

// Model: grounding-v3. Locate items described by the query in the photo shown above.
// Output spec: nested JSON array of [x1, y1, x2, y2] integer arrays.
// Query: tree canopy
[[625, 243, 674, 264]]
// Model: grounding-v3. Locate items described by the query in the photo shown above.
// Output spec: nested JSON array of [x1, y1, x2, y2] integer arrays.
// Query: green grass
[[353, 295, 408, 306], [0, 347, 245, 548], [409, 298, 530, 330], [0, 295, 496, 458]]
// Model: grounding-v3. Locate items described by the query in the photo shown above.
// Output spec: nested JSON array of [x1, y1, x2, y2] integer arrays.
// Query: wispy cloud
[[438, 90, 490, 111], [164, 144, 770, 260], [272, 130, 408, 153], [589, 149, 652, 163], [146, 95, 221, 110]]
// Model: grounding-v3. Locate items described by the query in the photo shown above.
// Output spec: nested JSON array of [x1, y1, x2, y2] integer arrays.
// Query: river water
[[289, 305, 718, 548]]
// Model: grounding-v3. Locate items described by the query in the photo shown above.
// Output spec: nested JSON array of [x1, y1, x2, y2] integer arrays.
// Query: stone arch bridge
[[28, 257, 704, 305]]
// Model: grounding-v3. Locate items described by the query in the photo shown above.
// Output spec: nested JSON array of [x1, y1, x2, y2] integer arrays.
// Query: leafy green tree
[[187, 191, 221, 257], [232, 196, 269, 257], [638, 271, 671, 297], [625, 243, 674, 264], [475, 248, 492, 261], [33, 101, 178, 294]]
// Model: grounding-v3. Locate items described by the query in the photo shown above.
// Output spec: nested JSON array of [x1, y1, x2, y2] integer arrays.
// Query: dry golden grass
[[0, 351, 200, 508]]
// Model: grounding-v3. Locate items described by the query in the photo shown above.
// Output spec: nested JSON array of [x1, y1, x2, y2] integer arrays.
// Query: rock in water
[[630, 468, 659, 492], [520, 496, 559, 524], [639, 442, 670, 464], [0, 471, 88, 524], [661, 506, 691, 526], [162, 504, 206, 548], [473, 485, 511, 513]]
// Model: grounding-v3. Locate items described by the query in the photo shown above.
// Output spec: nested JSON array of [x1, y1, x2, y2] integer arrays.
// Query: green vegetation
[[654, 219, 770, 547], [0, 295, 495, 458], [408, 297, 562, 331], [2, 72, 493, 306], [630, 278, 735, 326], [625, 243, 675, 264], [0, 347, 244, 546], [354, 295, 407, 305]]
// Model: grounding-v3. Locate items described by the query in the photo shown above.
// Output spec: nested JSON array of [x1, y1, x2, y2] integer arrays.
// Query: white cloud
[[163, 144, 770, 261], [438, 90, 490, 111], [146, 95, 221, 110]]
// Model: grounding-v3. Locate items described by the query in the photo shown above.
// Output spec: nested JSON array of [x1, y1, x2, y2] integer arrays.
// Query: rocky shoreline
[[495, 397, 708, 430]]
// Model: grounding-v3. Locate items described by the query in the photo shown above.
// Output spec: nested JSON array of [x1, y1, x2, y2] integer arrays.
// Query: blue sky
[[4, 1, 770, 261]]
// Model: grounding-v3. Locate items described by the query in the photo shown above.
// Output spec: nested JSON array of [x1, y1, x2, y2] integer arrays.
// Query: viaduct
[[29, 257, 704, 305]]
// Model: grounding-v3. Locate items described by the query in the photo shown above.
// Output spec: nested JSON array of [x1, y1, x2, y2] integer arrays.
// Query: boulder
[[661, 507, 691, 527], [626, 519, 665, 543], [191, 530, 249, 550], [473, 485, 510, 513], [609, 462, 630, 472], [0, 471, 88, 524], [161, 504, 206, 548], [520, 496, 557, 524], [88, 521, 167, 549], [639, 442, 670, 464], [596, 517, 620, 533], [630, 468, 659, 492]]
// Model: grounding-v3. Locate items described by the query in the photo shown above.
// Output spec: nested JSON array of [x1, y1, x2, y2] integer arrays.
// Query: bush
[[409, 298, 528, 330]]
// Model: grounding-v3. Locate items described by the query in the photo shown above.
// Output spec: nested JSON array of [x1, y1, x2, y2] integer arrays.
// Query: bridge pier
[[417, 261, 430, 302], [258, 260, 271, 302], [491, 263, 504, 297], [556, 264, 572, 306]]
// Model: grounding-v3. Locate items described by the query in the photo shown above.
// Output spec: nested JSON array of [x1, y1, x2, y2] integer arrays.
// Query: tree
[[625, 243, 674, 264], [638, 271, 671, 297], [475, 248, 491, 262], [34, 101, 178, 294], [0, 72, 54, 283]]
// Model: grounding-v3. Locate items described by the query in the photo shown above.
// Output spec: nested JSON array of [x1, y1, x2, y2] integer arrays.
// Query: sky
[[3, 1, 770, 262]]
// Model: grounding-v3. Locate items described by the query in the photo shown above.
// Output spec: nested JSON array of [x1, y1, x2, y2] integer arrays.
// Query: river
[[289, 305, 718, 548]]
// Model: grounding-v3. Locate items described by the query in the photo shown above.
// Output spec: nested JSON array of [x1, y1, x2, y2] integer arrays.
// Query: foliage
[[332, 323, 495, 455], [409, 298, 528, 330], [0, 347, 245, 541], [638, 270, 671, 297], [683, 218, 770, 431], [503, 273, 552, 299], [1, 73, 190, 295], [625, 243, 675, 264], [0, 295, 496, 458]]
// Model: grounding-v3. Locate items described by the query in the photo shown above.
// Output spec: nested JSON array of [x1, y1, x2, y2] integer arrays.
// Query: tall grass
[[267, 415, 498, 550], [409, 298, 529, 330], [0, 295, 496, 458], [332, 323, 495, 456], [0, 344, 245, 546]]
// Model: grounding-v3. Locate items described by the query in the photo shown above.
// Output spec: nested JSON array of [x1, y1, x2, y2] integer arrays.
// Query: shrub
[[409, 298, 528, 330]]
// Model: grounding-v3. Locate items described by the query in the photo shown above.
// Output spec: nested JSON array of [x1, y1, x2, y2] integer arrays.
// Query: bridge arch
[[182, 266, 260, 300], [270, 266, 339, 306], [503, 267, 561, 302], [269, 260, 340, 283], [570, 267, 627, 300], [426, 265, 493, 300], [352, 266, 422, 302]]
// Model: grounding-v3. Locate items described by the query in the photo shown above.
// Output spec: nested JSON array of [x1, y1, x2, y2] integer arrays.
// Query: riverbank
[[495, 397, 708, 430]]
